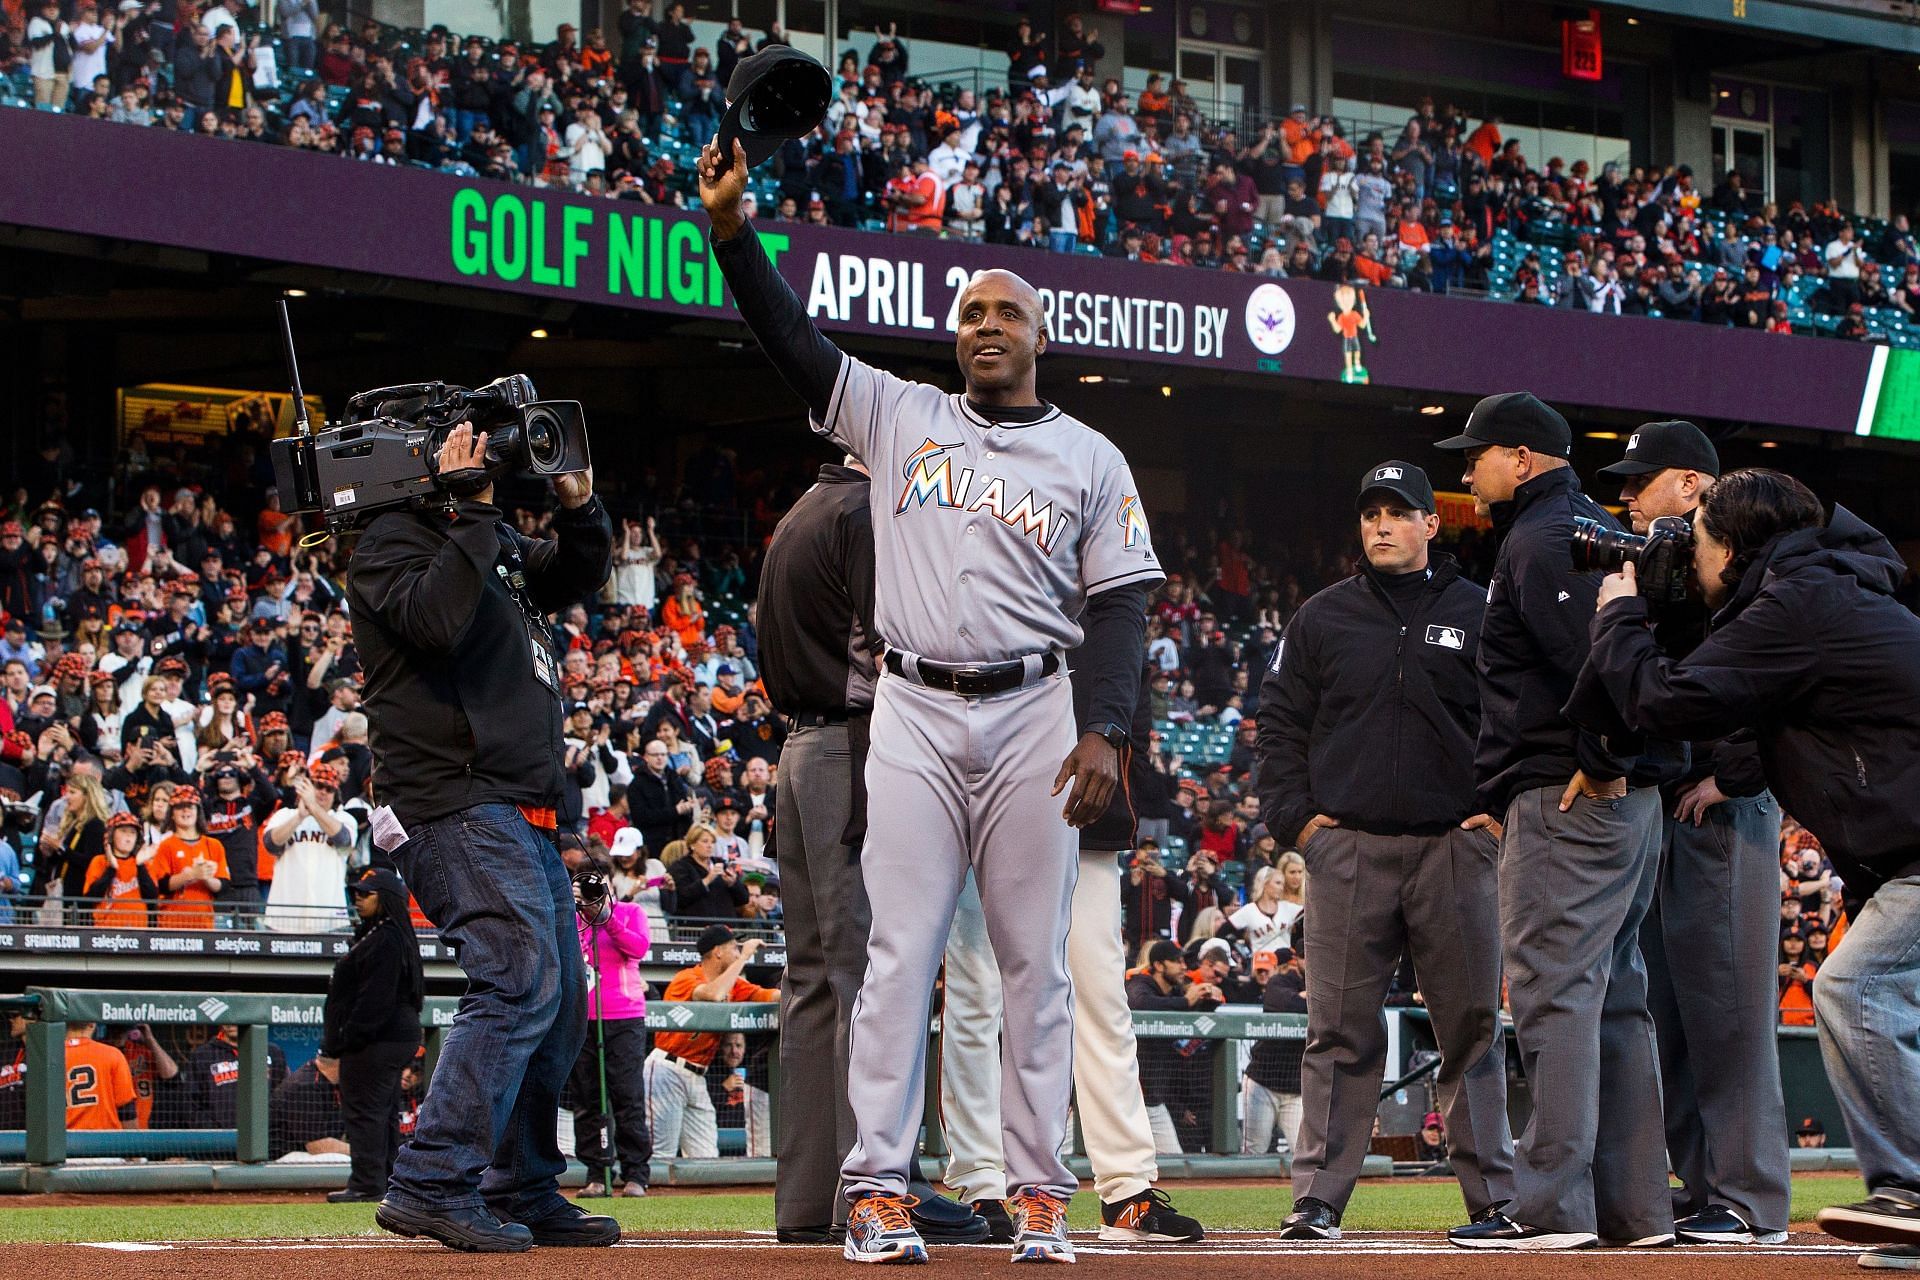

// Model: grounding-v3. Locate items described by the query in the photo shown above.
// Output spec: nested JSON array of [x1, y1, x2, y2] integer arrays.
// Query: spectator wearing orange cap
[[262, 760, 355, 932], [84, 812, 161, 929], [153, 785, 228, 928]]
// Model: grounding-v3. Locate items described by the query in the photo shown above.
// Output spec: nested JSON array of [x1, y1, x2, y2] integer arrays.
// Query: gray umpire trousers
[[1641, 791, 1791, 1232], [774, 722, 873, 1231], [1290, 826, 1515, 1217], [1500, 784, 1670, 1241]]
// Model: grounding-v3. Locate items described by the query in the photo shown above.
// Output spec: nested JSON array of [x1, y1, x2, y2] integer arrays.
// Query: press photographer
[[1577, 468, 1920, 1255], [320, 365, 612, 1250]]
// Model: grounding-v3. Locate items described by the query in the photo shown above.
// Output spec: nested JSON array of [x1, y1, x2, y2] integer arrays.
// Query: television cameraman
[[346, 423, 615, 1252], [1579, 469, 1920, 1265]]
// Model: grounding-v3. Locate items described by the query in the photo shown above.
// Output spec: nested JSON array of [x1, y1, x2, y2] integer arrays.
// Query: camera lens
[[523, 408, 560, 468], [1570, 517, 1648, 574]]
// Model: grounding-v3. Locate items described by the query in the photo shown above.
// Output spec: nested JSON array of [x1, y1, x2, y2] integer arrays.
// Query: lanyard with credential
[[493, 523, 563, 700]]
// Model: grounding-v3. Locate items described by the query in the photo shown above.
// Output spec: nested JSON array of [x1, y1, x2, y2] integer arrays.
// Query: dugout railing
[[2, 988, 1854, 1192]]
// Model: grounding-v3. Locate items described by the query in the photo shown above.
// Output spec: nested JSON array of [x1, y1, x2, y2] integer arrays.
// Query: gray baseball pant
[[840, 670, 1080, 1202], [1500, 784, 1670, 1240], [1289, 827, 1515, 1216], [774, 721, 872, 1230], [1641, 791, 1791, 1232]]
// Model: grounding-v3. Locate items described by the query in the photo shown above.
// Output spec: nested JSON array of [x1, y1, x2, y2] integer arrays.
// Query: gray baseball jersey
[[813, 356, 1163, 662]]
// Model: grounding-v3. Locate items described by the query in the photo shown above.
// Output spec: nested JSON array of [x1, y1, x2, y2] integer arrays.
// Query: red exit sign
[[1563, 8, 1602, 81]]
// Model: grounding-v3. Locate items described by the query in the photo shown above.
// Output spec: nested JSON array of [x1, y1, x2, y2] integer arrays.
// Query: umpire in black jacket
[[346, 424, 614, 1252], [1257, 461, 1513, 1241], [1579, 470, 1920, 1254], [1594, 423, 1789, 1245], [1435, 394, 1669, 1251], [323, 867, 424, 1203]]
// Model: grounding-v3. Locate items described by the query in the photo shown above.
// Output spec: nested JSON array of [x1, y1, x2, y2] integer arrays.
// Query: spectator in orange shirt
[[1465, 115, 1502, 168], [257, 489, 298, 559], [152, 786, 229, 928], [1778, 925, 1817, 1027], [710, 664, 747, 716], [83, 811, 160, 929], [1136, 73, 1171, 138], [661, 575, 705, 647], [579, 27, 614, 79], [62, 1021, 138, 1130], [644, 923, 777, 1157]]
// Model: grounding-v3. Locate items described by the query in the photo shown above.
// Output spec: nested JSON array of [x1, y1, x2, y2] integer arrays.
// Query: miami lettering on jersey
[[895, 438, 1070, 555]]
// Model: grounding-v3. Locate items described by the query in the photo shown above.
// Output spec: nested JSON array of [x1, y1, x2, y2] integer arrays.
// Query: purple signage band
[[0, 111, 1875, 433]]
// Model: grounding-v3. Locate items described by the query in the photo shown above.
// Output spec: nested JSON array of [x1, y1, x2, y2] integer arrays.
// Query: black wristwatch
[[1086, 722, 1129, 751]]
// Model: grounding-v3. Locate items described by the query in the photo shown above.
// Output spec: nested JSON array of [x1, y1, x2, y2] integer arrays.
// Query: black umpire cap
[[697, 923, 738, 955], [718, 45, 833, 168], [1357, 460, 1435, 513], [1434, 391, 1572, 458], [1597, 420, 1721, 479]]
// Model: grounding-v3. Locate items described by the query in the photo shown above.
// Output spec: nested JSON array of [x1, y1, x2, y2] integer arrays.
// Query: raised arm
[[699, 138, 845, 420]]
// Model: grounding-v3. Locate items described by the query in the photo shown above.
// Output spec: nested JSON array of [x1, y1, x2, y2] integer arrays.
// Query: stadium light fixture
[[530, 328, 550, 339], [1759, 440, 1780, 449], [1584, 431, 1623, 441], [1419, 404, 1445, 415], [283, 289, 307, 298], [1079, 374, 1105, 384]]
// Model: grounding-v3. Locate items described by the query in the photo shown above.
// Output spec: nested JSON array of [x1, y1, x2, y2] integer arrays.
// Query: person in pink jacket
[[570, 864, 653, 1197]]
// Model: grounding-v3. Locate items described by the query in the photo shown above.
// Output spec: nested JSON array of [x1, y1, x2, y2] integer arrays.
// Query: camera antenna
[[278, 297, 312, 438]]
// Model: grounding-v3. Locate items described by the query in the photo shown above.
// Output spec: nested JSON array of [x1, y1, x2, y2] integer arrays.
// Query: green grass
[[0, 1176, 1868, 1243]]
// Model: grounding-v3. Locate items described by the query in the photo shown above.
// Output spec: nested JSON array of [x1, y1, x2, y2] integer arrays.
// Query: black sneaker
[[1279, 1196, 1341, 1241], [1677, 1205, 1788, 1245], [374, 1198, 534, 1253], [513, 1201, 622, 1247], [1448, 1212, 1596, 1250], [1820, 1189, 1920, 1245], [1471, 1200, 1512, 1224], [971, 1199, 1017, 1245], [1860, 1244, 1920, 1269], [1099, 1188, 1204, 1242]]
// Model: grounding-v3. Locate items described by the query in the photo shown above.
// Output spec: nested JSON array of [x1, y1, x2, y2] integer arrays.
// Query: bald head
[[956, 270, 1047, 406]]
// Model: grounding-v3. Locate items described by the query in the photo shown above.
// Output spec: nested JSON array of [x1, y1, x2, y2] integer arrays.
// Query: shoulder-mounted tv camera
[[267, 303, 590, 534]]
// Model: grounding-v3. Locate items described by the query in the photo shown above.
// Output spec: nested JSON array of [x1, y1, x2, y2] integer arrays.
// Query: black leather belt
[[783, 708, 856, 730], [884, 649, 1059, 696]]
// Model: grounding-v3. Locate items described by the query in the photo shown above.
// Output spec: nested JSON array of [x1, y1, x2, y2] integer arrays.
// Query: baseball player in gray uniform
[[941, 659, 1204, 1245], [701, 138, 1163, 1266]]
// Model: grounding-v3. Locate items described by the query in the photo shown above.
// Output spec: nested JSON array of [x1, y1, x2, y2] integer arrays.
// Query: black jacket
[[1475, 468, 1632, 814], [669, 855, 750, 921], [1125, 971, 1219, 1106], [1256, 556, 1486, 841], [322, 916, 424, 1057], [345, 496, 611, 830], [1244, 966, 1307, 1092], [1584, 506, 1920, 906], [628, 765, 691, 853]]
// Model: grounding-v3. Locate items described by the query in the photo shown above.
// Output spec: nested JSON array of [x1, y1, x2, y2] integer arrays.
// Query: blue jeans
[[1813, 874, 1920, 1193], [388, 803, 587, 1220], [453, 109, 487, 142], [1049, 229, 1079, 254]]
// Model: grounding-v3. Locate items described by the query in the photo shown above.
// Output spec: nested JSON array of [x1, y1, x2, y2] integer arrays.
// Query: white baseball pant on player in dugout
[[840, 666, 1081, 1202], [942, 860, 1159, 1206]]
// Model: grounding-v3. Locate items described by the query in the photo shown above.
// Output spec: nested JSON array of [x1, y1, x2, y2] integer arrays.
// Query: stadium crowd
[[4, 2, 1915, 338]]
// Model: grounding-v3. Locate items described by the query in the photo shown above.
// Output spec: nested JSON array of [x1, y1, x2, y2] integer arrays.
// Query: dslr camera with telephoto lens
[[1570, 514, 1696, 612]]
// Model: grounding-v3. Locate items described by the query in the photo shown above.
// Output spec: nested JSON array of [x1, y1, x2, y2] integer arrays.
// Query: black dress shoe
[[971, 1199, 1017, 1244], [327, 1189, 381, 1204], [1279, 1196, 1341, 1241], [775, 1225, 847, 1244], [905, 1182, 991, 1243], [514, 1202, 623, 1247], [374, 1198, 534, 1253]]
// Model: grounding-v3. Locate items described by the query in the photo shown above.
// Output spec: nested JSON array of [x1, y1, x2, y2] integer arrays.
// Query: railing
[[6, 986, 1304, 1179]]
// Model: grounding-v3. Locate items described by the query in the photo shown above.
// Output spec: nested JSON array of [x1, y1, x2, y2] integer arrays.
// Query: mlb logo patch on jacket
[[1425, 624, 1466, 650]]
